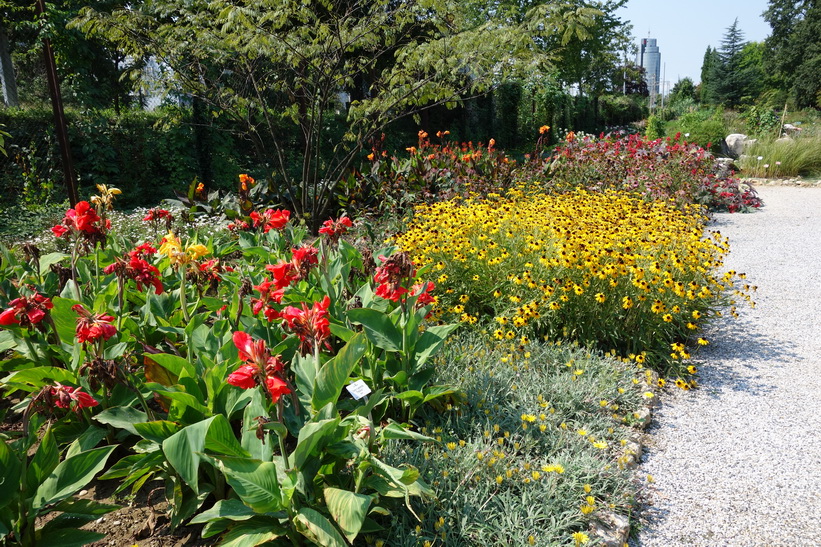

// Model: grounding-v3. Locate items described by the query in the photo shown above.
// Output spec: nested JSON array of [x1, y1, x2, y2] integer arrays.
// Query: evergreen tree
[[713, 18, 757, 107], [698, 46, 720, 103]]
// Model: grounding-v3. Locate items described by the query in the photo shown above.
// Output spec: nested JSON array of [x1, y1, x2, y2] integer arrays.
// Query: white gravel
[[632, 185, 821, 547]]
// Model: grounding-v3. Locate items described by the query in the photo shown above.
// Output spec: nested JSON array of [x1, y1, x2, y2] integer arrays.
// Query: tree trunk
[[0, 24, 20, 108]]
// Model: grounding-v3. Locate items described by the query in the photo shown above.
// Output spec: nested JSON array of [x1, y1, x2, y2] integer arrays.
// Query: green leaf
[[35, 527, 106, 546], [32, 445, 116, 512], [201, 455, 283, 513], [162, 417, 215, 494], [413, 324, 459, 367], [0, 441, 21, 511], [145, 384, 209, 416], [294, 507, 347, 547], [241, 389, 274, 461], [293, 417, 341, 469], [38, 252, 69, 274], [324, 487, 372, 543], [133, 420, 181, 443], [328, 322, 355, 342], [218, 521, 287, 547], [347, 308, 402, 351], [203, 414, 248, 458], [189, 499, 258, 525], [2, 366, 77, 392], [145, 352, 195, 379], [162, 415, 246, 494], [27, 426, 59, 494], [51, 498, 121, 518], [379, 423, 435, 442], [93, 406, 148, 436], [50, 296, 81, 344], [312, 332, 367, 411], [0, 330, 14, 353]]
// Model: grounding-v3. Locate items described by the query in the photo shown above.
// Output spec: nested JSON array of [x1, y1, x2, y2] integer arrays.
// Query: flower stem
[[180, 267, 190, 322]]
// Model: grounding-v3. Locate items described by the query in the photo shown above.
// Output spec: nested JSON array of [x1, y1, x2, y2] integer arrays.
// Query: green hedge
[[0, 107, 259, 208]]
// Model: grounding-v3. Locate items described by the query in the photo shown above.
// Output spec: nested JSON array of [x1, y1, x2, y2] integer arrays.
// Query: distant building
[[638, 37, 661, 105]]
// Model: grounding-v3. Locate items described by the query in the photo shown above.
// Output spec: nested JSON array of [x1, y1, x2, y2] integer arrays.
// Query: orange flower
[[488, 138, 496, 149], [367, 152, 375, 161], [539, 125, 550, 134], [566, 131, 576, 142]]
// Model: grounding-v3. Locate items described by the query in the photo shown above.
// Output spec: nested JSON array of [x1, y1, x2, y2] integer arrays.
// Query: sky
[[616, 0, 772, 88]]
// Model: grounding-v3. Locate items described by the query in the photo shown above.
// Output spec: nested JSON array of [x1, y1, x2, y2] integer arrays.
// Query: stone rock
[[714, 157, 738, 179], [590, 511, 630, 547], [782, 123, 802, 136], [633, 407, 652, 430], [722, 133, 749, 159], [722, 134, 747, 158]]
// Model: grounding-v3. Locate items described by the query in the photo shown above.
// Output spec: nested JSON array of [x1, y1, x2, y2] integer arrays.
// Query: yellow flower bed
[[395, 188, 751, 377]]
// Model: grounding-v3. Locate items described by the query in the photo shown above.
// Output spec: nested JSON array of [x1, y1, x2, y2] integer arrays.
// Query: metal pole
[[36, 0, 79, 206]]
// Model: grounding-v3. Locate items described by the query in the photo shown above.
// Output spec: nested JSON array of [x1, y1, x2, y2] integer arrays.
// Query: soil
[[76, 479, 215, 547]]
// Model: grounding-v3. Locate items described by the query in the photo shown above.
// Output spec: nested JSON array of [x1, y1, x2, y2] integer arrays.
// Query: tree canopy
[[72, 0, 613, 226], [764, 0, 820, 108]]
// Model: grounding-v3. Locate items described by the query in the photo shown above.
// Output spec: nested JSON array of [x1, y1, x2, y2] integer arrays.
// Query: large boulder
[[722, 133, 748, 159]]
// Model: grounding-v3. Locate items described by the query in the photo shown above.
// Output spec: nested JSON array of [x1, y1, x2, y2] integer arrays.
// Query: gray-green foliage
[[382, 333, 647, 545], [71, 0, 603, 230]]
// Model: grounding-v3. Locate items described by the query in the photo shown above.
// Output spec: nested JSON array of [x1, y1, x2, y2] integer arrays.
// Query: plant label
[[346, 379, 371, 400]]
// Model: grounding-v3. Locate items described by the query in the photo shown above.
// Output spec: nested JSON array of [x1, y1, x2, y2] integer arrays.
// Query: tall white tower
[[639, 37, 661, 106]]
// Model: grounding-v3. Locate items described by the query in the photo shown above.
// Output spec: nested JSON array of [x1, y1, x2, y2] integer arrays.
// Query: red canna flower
[[318, 216, 353, 245], [265, 375, 291, 403], [72, 304, 117, 344], [52, 201, 107, 248], [228, 331, 291, 402], [226, 363, 260, 390], [228, 220, 251, 232], [50, 383, 99, 410], [373, 252, 415, 302], [249, 211, 263, 227], [290, 245, 319, 280], [104, 244, 163, 294], [281, 296, 332, 355], [266, 260, 299, 290], [412, 281, 436, 308], [0, 291, 53, 328], [260, 209, 291, 232], [142, 208, 173, 222]]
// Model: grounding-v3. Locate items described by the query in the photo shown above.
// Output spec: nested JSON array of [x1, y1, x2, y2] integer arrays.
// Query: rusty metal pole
[[36, 0, 79, 206]]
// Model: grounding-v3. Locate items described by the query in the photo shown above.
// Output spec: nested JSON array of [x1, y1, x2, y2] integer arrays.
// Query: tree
[[713, 19, 757, 107], [698, 46, 720, 103], [702, 19, 760, 107], [73, 0, 602, 229], [670, 77, 696, 103], [764, 0, 821, 108]]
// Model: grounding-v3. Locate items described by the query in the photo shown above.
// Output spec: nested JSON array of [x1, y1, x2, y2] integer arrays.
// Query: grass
[[379, 331, 652, 546], [739, 133, 821, 178]]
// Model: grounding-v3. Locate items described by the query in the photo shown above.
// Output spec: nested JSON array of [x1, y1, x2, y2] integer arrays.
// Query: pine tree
[[712, 18, 757, 107], [699, 46, 720, 103]]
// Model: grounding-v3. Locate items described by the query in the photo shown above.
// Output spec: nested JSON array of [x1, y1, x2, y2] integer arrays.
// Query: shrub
[[663, 109, 727, 154], [543, 132, 762, 213], [645, 114, 665, 140], [394, 187, 754, 378]]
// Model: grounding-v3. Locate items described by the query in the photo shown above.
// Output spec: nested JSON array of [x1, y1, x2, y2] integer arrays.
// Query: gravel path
[[632, 185, 821, 547]]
